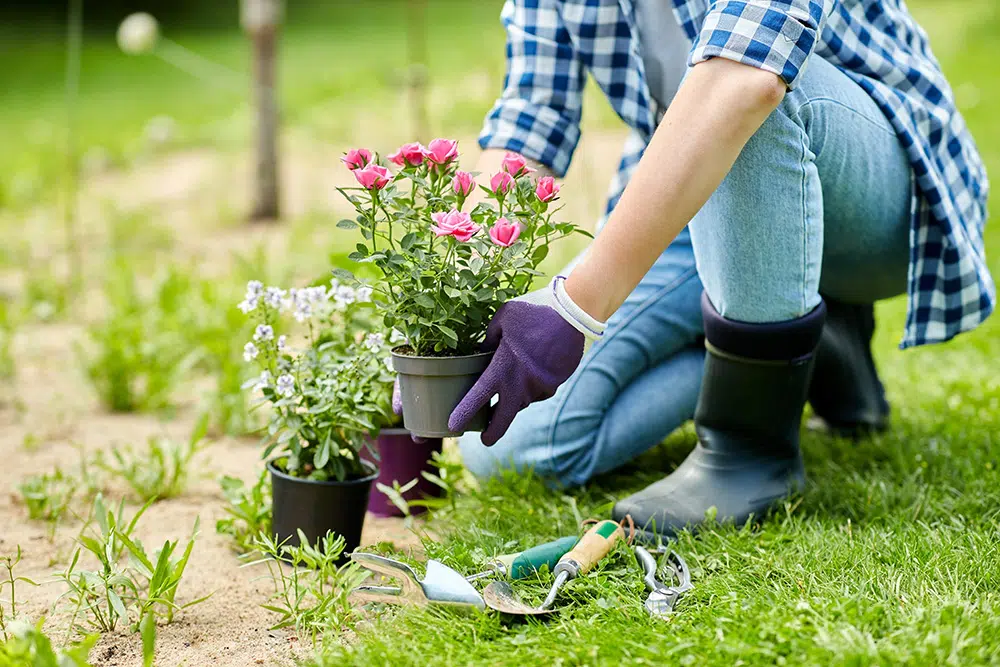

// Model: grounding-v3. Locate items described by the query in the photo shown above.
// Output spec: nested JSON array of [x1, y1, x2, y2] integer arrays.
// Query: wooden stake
[[407, 0, 430, 142], [242, 0, 281, 221]]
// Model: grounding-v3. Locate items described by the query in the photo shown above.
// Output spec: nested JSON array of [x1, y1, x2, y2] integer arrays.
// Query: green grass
[[2, 0, 999, 664]]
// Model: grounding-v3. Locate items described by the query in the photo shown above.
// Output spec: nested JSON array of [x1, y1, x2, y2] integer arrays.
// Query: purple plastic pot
[[360, 428, 444, 517]]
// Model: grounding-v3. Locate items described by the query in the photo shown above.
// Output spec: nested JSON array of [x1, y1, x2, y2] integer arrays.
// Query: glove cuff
[[552, 276, 607, 342]]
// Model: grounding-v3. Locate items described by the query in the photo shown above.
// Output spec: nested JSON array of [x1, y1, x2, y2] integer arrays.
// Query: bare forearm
[[565, 59, 786, 321]]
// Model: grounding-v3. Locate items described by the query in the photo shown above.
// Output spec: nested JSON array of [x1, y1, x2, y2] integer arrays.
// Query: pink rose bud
[[452, 171, 476, 197], [425, 138, 459, 165], [342, 148, 372, 171], [501, 152, 536, 177], [388, 142, 426, 167], [354, 163, 392, 190], [490, 171, 515, 196], [535, 176, 560, 203], [489, 217, 522, 247], [431, 209, 481, 243]]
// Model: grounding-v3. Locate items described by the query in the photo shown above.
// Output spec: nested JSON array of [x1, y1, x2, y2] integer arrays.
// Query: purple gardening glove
[[392, 377, 428, 443], [449, 277, 607, 446]]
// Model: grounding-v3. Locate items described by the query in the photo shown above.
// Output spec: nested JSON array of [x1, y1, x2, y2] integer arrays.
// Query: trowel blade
[[482, 581, 558, 617], [421, 560, 486, 610]]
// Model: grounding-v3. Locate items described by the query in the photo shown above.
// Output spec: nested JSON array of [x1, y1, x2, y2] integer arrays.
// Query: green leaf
[[141, 613, 157, 667], [315, 431, 332, 470], [189, 412, 209, 448], [470, 256, 485, 274], [336, 219, 359, 230], [531, 245, 549, 264], [414, 294, 435, 309], [108, 589, 128, 622], [437, 325, 459, 346], [400, 232, 419, 250], [355, 243, 370, 257]]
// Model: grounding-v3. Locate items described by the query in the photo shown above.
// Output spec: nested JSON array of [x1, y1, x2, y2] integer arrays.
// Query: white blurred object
[[240, 0, 282, 35], [81, 146, 113, 175], [117, 12, 159, 55], [143, 115, 177, 147]]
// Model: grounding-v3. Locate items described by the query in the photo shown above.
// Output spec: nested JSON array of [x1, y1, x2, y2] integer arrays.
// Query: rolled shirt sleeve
[[478, 0, 587, 176], [687, 0, 832, 89]]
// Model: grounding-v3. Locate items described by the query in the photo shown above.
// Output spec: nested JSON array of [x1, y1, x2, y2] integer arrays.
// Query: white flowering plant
[[335, 140, 590, 356], [239, 280, 395, 482]]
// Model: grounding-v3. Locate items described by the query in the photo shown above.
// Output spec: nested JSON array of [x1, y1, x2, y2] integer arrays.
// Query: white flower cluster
[[276, 374, 295, 398], [254, 370, 294, 398], [254, 324, 274, 342], [238, 280, 264, 314], [239, 279, 375, 320], [282, 286, 329, 322], [364, 333, 384, 352]]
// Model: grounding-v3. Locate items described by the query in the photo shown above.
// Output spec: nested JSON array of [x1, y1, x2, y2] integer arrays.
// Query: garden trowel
[[350, 552, 485, 611]]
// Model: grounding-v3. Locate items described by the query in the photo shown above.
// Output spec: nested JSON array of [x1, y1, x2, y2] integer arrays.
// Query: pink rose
[[489, 217, 522, 247], [535, 176, 560, 203], [342, 148, 372, 171], [501, 152, 536, 177], [431, 209, 480, 243], [452, 171, 476, 197], [354, 163, 392, 190], [388, 142, 426, 167], [425, 138, 459, 166], [490, 171, 515, 196]]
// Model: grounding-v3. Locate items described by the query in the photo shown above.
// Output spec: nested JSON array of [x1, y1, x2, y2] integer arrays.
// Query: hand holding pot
[[449, 277, 607, 446]]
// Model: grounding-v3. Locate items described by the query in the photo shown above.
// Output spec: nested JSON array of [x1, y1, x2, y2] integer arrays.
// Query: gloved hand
[[449, 276, 606, 446]]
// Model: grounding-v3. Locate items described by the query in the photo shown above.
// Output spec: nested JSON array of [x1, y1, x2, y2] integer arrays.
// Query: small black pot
[[391, 349, 493, 438], [268, 458, 378, 555]]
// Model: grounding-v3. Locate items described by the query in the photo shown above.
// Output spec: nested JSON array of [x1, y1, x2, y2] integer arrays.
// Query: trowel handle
[[496, 536, 578, 580], [557, 520, 624, 577]]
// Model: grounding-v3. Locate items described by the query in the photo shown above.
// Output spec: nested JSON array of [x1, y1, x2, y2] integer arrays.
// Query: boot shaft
[[695, 293, 826, 458]]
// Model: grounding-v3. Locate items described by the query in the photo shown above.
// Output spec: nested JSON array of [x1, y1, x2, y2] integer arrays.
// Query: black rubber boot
[[808, 299, 890, 437], [613, 294, 827, 542]]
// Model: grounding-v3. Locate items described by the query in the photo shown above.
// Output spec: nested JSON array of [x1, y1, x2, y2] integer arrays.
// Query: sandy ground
[[0, 128, 625, 665]]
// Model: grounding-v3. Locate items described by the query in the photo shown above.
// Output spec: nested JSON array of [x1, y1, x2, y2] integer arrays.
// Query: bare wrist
[[563, 270, 618, 323]]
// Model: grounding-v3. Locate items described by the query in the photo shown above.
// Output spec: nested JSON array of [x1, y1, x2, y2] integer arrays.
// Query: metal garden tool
[[466, 536, 579, 583], [483, 520, 625, 616], [350, 552, 486, 611], [634, 546, 693, 618]]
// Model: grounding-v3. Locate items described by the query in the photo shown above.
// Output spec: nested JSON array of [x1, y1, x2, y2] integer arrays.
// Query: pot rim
[[390, 346, 494, 361], [267, 458, 378, 486], [390, 347, 494, 376]]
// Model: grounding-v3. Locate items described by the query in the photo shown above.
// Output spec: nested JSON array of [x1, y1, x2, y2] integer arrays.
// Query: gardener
[[452, 0, 992, 540]]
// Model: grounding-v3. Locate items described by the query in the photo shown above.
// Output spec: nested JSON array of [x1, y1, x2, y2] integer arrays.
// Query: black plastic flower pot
[[268, 458, 378, 557], [359, 429, 444, 517], [390, 349, 493, 438]]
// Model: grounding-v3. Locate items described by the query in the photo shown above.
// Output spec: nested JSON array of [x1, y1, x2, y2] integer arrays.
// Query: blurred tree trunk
[[242, 0, 281, 221]]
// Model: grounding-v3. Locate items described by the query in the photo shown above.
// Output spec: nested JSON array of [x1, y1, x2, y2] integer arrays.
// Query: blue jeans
[[460, 57, 912, 486]]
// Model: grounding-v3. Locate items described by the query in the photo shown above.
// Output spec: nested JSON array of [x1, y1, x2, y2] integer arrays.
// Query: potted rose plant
[[335, 140, 588, 437], [239, 279, 393, 551]]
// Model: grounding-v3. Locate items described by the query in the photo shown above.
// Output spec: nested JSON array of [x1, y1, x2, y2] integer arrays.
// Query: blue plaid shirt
[[479, 0, 993, 348]]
